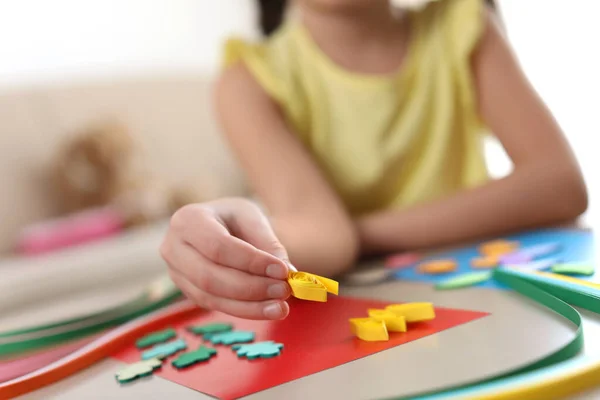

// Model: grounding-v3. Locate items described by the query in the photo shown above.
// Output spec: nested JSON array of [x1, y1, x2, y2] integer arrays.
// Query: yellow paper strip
[[532, 270, 600, 290]]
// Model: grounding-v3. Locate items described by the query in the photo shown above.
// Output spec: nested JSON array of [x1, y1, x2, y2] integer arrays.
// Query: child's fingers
[[169, 268, 289, 320], [171, 205, 289, 279], [163, 237, 290, 301]]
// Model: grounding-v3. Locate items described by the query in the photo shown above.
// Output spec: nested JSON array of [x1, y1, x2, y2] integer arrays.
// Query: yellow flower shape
[[287, 272, 339, 302], [368, 309, 407, 332], [385, 303, 435, 323], [349, 318, 389, 342]]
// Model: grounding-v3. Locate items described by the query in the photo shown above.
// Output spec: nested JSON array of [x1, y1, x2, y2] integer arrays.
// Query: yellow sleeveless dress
[[223, 0, 489, 216]]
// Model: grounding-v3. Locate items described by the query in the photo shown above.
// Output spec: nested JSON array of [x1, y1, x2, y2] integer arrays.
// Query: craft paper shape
[[172, 346, 217, 369], [135, 328, 176, 349], [385, 252, 421, 269], [500, 242, 561, 264], [386, 303, 436, 323], [287, 271, 339, 302], [367, 309, 407, 332], [394, 229, 595, 290], [552, 263, 595, 276], [471, 256, 498, 269], [206, 331, 255, 346], [187, 323, 233, 337], [116, 358, 162, 383], [506, 257, 560, 271], [349, 318, 389, 341], [436, 271, 493, 290], [141, 338, 187, 360], [417, 260, 457, 275], [232, 341, 284, 359], [478, 240, 519, 257]]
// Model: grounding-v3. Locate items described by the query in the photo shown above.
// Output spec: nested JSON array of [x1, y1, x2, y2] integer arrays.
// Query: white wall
[[0, 0, 259, 88], [487, 1, 599, 223]]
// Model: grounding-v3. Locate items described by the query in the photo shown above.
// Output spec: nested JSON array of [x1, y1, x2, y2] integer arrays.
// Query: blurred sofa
[[0, 74, 247, 312], [0, 74, 247, 254]]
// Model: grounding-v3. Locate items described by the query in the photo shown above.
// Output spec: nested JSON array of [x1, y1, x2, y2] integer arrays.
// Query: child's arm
[[213, 64, 359, 275], [356, 11, 588, 255]]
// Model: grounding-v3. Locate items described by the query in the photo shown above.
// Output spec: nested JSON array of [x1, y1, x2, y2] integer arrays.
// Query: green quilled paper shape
[[232, 341, 284, 359], [206, 331, 255, 345], [141, 338, 187, 360], [435, 271, 493, 290], [116, 358, 162, 384], [389, 266, 591, 400], [187, 323, 233, 337], [172, 346, 217, 369], [0, 275, 182, 357], [136, 328, 176, 349], [551, 263, 595, 276]]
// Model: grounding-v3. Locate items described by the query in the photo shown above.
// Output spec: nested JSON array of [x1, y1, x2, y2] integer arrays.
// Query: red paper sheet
[[113, 296, 487, 400]]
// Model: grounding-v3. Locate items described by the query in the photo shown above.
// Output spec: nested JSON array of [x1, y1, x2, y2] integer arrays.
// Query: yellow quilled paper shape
[[367, 309, 407, 332], [478, 239, 519, 257], [471, 256, 498, 269], [385, 303, 436, 323], [349, 318, 389, 341], [417, 260, 457, 275], [288, 272, 339, 302]]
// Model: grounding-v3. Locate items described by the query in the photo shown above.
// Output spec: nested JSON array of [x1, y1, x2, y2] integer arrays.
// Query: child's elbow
[[325, 223, 360, 276], [555, 167, 589, 220]]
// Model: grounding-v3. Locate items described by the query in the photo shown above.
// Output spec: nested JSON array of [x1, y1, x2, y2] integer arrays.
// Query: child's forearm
[[271, 213, 359, 276], [355, 162, 588, 255]]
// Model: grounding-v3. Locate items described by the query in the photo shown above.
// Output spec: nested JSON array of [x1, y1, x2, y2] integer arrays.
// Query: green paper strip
[[0, 276, 182, 357], [551, 263, 595, 276], [435, 271, 492, 290], [388, 266, 590, 400]]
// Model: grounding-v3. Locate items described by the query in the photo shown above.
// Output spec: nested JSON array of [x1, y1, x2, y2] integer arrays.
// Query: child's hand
[[160, 198, 292, 320]]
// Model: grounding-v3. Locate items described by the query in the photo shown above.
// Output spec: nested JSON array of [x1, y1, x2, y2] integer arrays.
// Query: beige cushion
[[0, 75, 246, 254]]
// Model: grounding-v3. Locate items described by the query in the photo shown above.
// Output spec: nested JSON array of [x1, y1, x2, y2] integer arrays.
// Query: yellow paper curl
[[287, 272, 339, 302], [385, 303, 436, 323], [368, 309, 407, 332]]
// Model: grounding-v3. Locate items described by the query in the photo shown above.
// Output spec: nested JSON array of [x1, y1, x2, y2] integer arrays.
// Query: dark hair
[[258, 0, 288, 36], [257, 0, 498, 36]]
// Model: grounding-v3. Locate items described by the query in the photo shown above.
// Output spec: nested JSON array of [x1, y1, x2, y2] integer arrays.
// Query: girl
[[161, 0, 588, 320]]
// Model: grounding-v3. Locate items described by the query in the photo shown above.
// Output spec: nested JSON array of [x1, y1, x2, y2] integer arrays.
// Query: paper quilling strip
[[399, 268, 589, 400], [0, 301, 198, 399], [0, 276, 182, 357], [287, 272, 339, 302]]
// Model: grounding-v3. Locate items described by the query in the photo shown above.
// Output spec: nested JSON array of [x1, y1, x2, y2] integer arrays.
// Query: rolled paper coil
[[287, 272, 339, 302]]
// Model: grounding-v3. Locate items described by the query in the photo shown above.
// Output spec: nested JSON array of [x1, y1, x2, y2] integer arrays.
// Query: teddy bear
[[53, 120, 200, 228]]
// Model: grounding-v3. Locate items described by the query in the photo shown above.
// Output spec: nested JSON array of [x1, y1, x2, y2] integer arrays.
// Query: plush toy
[[53, 120, 200, 228]]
